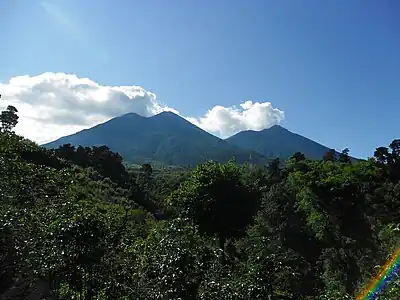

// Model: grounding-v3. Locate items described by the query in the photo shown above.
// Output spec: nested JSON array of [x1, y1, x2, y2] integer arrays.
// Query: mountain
[[42, 112, 268, 166], [225, 125, 341, 160]]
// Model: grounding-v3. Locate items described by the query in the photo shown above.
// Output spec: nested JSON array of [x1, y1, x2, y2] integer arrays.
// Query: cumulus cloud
[[0, 72, 284, 144], [187, 101, 284, 138]]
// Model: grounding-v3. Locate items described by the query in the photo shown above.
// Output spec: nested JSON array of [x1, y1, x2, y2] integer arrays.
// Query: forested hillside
[[1, 105, 400, 299]]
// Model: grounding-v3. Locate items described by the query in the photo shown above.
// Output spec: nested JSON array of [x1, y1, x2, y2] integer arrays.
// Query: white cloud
[[187, 101, 284, 138], [0, 72, 284, 144]]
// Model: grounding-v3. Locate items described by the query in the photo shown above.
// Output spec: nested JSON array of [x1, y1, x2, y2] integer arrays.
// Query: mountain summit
[[225, 125, 336, 160], [42, 112, 347, 165], [42, 112, 268, 166]]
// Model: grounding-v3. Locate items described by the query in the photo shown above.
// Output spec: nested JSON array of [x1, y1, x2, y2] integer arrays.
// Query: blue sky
[[1, 0, 399, 158]]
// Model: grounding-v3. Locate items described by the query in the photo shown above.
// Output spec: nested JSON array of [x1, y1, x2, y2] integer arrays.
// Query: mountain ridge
[[43, 111, 349, 165], [42, 112, 269, 166], [225, 124, 343, 160]]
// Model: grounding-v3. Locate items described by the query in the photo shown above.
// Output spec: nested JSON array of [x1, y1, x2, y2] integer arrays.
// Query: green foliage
[[0, 105, 19, 132], [169, 160, 260, 253], [130, 218, 214, 299], [1, 109, 400, 299]]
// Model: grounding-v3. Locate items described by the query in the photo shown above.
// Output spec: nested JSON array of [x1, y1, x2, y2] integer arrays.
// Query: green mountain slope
[[225, 125, 340, 160], [42, 112, 268, 166]]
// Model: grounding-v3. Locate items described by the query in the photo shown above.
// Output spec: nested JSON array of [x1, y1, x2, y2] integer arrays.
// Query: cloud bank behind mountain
[[0, 72, 284, 144]]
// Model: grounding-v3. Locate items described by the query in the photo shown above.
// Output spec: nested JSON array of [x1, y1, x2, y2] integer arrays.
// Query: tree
[[290, 160, 383, 295], [141, 163, 153, 176], [169, 160, 260, 262], [247, 180, 323, 299], [338, 148, 351, 163], [389, 139, 400, 157], [131, 218, 212, 300], [267, 157, 281, 175], [323, 149, 336, 162], [0, 105, 19, 132], [291, 152, 306, 163], [374, 146, 390, 164]]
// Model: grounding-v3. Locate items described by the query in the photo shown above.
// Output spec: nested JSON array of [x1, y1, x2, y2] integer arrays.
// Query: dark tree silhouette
[[0, 105, 19, 132], [338, 148, 351, 163], [292, 151, 306, 163], [374, 146, 390, 164], [323, 149, 336, 162]]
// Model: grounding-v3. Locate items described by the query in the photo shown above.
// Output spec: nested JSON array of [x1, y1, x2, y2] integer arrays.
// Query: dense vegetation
[[1, 105, 400, 299]]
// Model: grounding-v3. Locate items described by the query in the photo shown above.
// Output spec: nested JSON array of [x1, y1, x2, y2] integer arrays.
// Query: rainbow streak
[[357, 248, 400, 300]]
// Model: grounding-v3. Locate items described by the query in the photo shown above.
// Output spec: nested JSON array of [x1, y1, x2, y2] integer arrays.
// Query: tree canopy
[[0, 105, 19, 132], [1, 106, 399, 299]]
